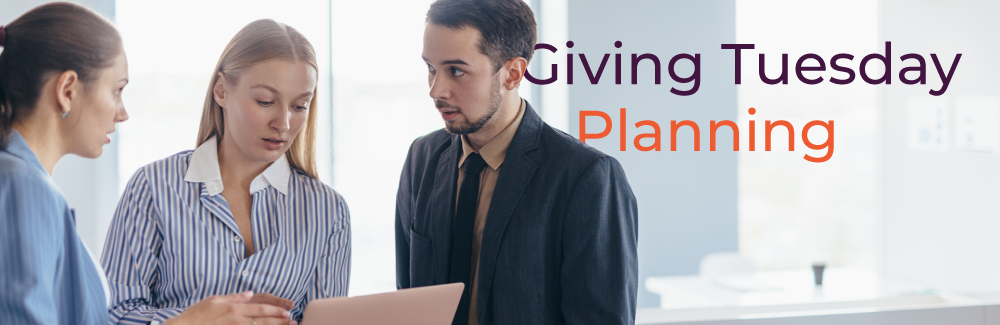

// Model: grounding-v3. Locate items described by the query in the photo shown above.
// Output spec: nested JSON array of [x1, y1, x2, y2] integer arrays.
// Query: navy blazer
[[395, 102, 638, 325]]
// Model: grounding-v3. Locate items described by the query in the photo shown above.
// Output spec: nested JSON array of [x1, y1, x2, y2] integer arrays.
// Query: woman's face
[[66, 50, 129, 159], [215, 59, 317, 165]]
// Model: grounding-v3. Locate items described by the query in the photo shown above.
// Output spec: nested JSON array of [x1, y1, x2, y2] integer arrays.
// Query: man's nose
[[429, 73, 451, 100]]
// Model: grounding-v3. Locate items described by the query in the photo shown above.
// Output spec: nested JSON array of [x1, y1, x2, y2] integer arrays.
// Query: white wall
[[1, 0, 118, 253], [882, 0, 1000, 292]]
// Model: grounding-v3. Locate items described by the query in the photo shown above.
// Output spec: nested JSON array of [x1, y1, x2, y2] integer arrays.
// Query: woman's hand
[[249, 292, 296, 311], [164, 291, 297, 325]]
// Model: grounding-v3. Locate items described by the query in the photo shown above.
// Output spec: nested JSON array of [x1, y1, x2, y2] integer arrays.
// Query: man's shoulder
[[536, 123, 616, 169], [410, 128, 453, 150], [406, 128, 455, 161]]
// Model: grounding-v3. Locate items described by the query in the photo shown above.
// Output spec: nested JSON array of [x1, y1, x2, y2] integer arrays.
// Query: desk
[[645, 267, 934, 310]]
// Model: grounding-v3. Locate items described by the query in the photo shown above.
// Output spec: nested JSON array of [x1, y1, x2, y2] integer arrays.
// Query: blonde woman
[[102, 20, 350, 324]]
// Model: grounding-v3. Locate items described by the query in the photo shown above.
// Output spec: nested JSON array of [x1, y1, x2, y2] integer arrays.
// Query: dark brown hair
[[0, 2, 122, 147], [426, 0, 537, 72]]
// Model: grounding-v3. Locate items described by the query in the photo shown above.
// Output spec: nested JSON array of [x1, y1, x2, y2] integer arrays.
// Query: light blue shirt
[[101, 137, 351, 324], [0, 130, 109, 324]]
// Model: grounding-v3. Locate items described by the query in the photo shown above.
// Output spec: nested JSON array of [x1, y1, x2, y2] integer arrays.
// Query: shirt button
[[241, 270, 249, 277], [233, 236, 240, 242]]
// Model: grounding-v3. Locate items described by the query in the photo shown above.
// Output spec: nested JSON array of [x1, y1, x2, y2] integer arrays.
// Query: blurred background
[[2, 0, 997, 317]]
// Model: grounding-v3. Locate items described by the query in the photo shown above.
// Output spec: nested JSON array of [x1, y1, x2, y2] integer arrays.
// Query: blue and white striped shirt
[[101, 137, 350, 324]]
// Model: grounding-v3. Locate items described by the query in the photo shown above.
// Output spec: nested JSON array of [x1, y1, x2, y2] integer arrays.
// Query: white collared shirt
[[182, 136, 291, 196]]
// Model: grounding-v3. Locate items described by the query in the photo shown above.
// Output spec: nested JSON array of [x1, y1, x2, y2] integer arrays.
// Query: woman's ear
[[55, 70, 80, 117], [213, 72, 227, 108]]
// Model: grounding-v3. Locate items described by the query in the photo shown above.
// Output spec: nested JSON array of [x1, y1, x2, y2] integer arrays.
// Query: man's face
[[422, 23, 503, 135]]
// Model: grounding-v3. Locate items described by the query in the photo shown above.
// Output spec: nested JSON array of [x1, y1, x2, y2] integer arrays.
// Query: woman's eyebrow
[[251, 84, 279, 94], [293, 91, 313, 100], [252, 84, 312, 100]]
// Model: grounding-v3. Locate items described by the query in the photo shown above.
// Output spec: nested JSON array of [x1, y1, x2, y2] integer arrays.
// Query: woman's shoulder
[[286, 170, 350, 233], [288, 169, 344, 201], [0, 150, 62, 199], [287, 169, 349, 220], [0, 151, 69, 228], [124, 150, 196, 184], [0, 149, 38, 178], [143, 149, 196, 172]]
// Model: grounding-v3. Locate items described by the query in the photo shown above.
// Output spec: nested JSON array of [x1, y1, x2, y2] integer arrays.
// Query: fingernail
[[284, 311, 291, 318], [286, 301, 294, 308], [291, 321, 298, 325]]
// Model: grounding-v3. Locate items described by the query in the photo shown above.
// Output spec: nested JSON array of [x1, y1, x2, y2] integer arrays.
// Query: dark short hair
[[0, 2, 122, 147], [426, 0, 537, 72]]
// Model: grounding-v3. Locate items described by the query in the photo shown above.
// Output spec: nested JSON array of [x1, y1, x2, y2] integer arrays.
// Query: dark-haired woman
[[0, 3, 291, 324]]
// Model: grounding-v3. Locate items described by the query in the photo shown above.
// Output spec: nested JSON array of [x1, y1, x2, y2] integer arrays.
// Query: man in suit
[[395, 0, 639, 324]]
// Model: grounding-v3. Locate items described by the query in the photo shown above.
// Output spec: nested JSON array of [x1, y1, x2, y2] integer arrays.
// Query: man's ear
[[213, 72, 228, 107], [54, 70, 80, 117], [503, 57, 528, 90]]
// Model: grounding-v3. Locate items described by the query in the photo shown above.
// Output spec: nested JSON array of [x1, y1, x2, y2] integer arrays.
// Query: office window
[[329, 0, 439, 296], [736, 0, 879, 270]]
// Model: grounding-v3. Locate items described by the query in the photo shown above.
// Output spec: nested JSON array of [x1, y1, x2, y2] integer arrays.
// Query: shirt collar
[[3, 130, 46, 175], [183, 136, 291, 196], [459, 99, 526, 171]]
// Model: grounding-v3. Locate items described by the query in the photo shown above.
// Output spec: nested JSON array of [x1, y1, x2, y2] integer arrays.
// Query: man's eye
[[450, 67, 465, 76]]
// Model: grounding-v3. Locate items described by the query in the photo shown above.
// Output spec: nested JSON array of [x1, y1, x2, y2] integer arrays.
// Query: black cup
[[812, 263, 826, 286]]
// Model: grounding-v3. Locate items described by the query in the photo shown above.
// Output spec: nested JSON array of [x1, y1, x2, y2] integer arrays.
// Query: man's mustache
[[435, 100, 459, 110]]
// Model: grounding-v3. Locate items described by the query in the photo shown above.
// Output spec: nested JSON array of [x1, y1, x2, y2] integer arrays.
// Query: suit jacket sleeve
[[560, 155, 639, 325], [395, 139, 418, 290]]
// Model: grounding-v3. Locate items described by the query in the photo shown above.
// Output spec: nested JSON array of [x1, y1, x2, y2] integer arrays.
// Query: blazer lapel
[[426, 135, 462, 284], [476, 102, 543, 322]]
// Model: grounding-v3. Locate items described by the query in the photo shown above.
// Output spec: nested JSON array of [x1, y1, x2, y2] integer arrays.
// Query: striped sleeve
[[301, 191, 351, 318], [101, 168, 183, 324], [0, 173, 63, 324]]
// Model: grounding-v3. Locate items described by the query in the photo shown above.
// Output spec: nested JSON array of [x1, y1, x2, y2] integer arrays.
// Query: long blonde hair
[[196, 19, 319, 178]]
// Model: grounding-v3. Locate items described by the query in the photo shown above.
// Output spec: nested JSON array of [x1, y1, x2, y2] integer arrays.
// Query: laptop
[[300, 283, 465, 325]]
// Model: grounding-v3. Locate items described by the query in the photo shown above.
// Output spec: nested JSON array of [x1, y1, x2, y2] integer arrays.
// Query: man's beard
[[438, 77, 503, 135]]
